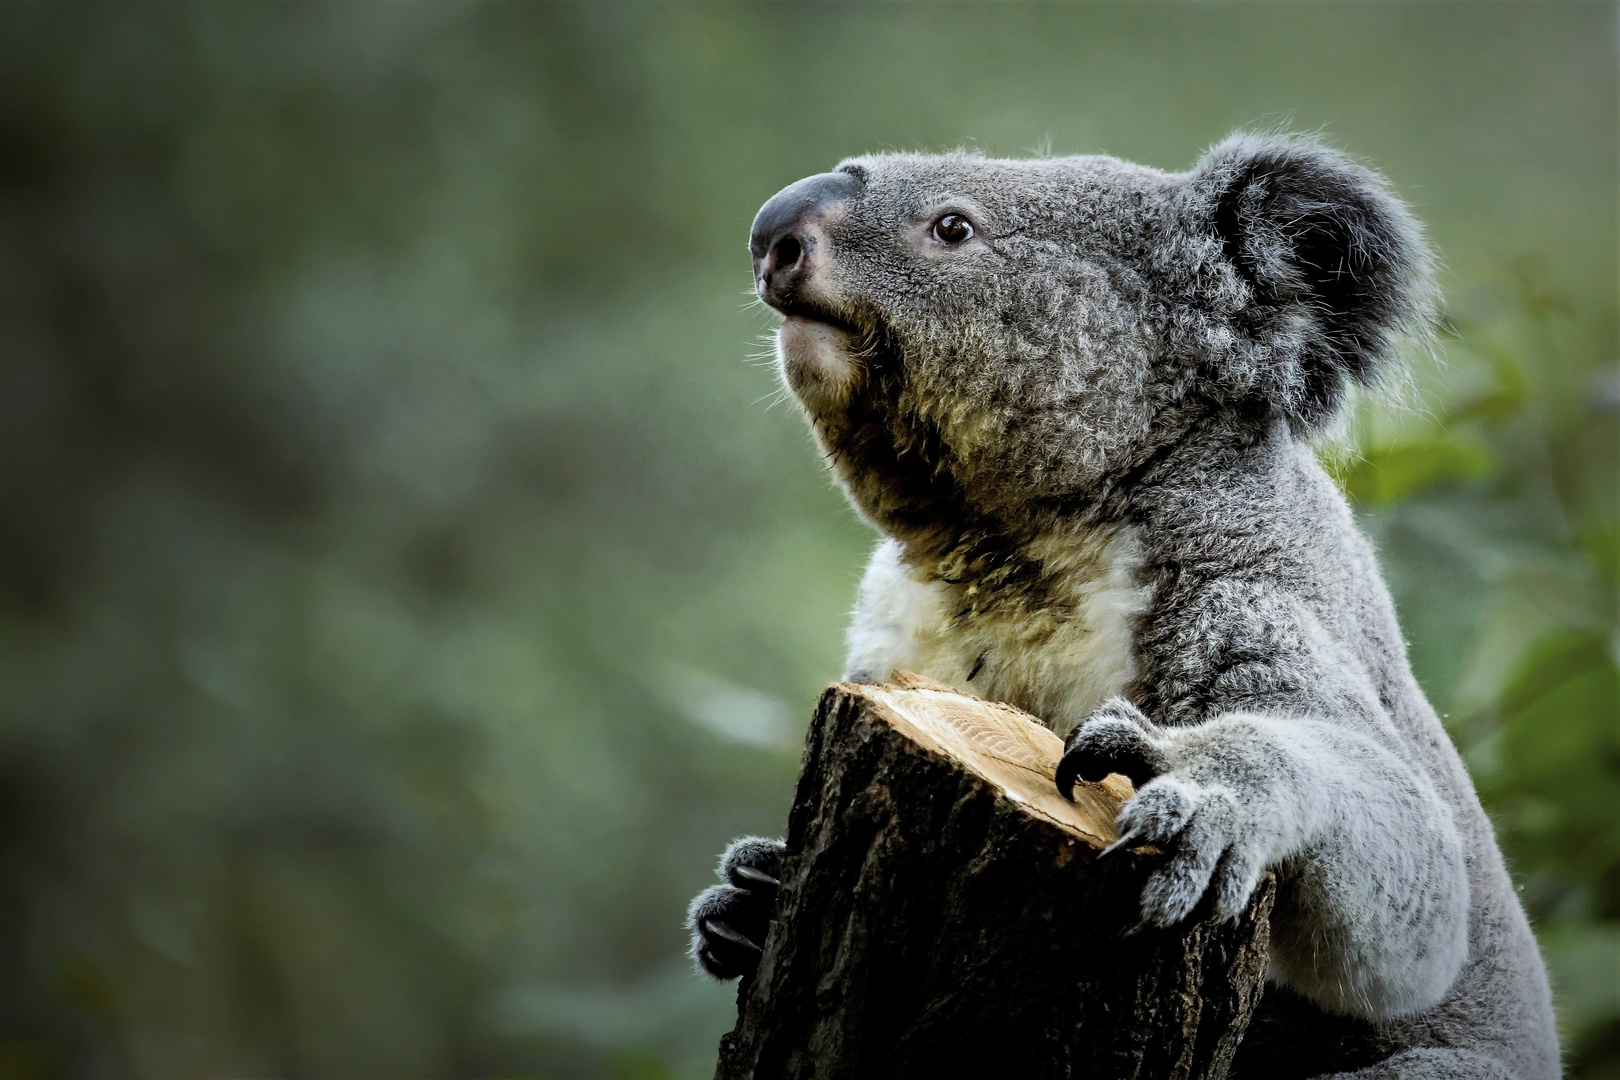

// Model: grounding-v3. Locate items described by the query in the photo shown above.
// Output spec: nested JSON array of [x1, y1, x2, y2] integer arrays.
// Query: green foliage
[[0, 4, 1612, 1077], [1488, 629, 1620, 907], [1325, 434, 1498, 506]]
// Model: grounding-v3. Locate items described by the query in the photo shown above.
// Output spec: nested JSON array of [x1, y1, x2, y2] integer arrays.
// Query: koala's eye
[[930, 213, 975, 245]]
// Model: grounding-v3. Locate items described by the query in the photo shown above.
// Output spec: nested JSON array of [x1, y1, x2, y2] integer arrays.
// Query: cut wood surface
[[714, 672, 1274, 1080], [856, 670, 1136, 848]]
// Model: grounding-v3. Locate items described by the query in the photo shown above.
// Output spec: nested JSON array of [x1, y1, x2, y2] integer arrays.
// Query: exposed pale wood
[[857, 677, 1136, 848], [714, 673, 1273, 1080]]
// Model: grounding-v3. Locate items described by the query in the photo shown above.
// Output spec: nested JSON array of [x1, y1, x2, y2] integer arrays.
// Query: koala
[[687, 133, 1560, 1079]]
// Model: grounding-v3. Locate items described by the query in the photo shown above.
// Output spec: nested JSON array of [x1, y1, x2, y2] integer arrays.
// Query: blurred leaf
[[1327, 436, 1497, 506], [1506, 630, 1614, 709], [1541, 922, 1620, 1067], [1485, 629, 1620, 910], [1441, 335, 1533, 426], [1442, 379, 1528, 425], [610, 1049, 680, 1080], [1582, 525, 1620, 589]]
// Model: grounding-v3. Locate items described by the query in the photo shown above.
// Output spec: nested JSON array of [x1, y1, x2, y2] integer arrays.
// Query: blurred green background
[[0, 3, 1613, 1077]]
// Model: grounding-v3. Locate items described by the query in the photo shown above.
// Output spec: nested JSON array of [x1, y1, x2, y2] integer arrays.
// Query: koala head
[[751, 133, 1435, 553]]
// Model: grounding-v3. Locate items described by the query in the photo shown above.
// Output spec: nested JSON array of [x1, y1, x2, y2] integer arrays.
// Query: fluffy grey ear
[[1189, 133, 1437, 429]]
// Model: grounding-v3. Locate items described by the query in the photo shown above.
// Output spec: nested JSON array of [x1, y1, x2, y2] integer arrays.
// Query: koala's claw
[[730, 865, 779, 890], [688, 836, 786, 981], [1099, 828, 1142, 858], [1056, 698, 1168, 799], [702, 917, 763, 953]]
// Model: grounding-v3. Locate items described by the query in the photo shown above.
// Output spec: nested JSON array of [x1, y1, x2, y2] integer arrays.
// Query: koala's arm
[[1060, 698, 1470, 1022]]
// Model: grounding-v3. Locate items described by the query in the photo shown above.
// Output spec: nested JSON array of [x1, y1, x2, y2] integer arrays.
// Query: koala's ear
[[1189, 133, 1436, 428]]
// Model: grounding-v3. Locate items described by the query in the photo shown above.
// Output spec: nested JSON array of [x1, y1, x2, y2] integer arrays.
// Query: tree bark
[[715, 673, 1274, 1080]]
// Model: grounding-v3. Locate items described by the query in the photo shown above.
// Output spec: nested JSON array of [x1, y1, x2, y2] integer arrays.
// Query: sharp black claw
[[732, 865, 779, 890], [1055, 752, 1080, 802], [703, 918, 762, 953]]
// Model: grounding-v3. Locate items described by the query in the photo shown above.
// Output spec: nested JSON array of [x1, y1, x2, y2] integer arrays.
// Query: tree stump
[[714, 672, 1274, 1080]]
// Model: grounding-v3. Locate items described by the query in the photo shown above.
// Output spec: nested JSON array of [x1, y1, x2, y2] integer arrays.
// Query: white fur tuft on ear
[[1187, 132, 1439, 430]]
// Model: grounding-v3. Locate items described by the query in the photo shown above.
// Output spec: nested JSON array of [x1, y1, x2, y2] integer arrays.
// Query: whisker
[[756, 386, 794, 412]]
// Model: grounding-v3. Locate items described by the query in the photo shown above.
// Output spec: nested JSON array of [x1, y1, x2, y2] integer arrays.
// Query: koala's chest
[[849, 529, 1152, 737]]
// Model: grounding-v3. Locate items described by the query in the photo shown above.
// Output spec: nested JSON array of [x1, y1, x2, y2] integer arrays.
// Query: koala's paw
[[1057, 701, 1266, 926], [1118, 778, 1266, 926], [687, 836, 785, 980], [1055, 697, 1169, 796]]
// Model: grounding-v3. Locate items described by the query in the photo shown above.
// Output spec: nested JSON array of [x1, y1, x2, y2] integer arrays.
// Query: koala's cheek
[[778, 316, 857, 413]]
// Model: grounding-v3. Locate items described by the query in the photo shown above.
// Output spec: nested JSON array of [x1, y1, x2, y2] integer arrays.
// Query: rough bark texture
[[715, 675, 1274, 1080]]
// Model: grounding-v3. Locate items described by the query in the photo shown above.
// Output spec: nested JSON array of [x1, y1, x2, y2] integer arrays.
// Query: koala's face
[[750, 138, 1431, 546]]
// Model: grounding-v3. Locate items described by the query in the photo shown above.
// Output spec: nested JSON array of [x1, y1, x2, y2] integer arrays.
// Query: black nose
[[749, 170, 863, 304]]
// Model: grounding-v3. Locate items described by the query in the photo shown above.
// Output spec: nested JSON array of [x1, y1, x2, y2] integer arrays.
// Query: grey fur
[[691, 133, 1558, 1079]]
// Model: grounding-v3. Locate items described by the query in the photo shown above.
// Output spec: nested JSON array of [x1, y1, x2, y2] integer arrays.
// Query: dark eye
[[931, 213, 975, 245]]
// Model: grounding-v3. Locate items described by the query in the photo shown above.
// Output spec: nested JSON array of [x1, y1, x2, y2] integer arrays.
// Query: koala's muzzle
[[750, 170, 862, 312]]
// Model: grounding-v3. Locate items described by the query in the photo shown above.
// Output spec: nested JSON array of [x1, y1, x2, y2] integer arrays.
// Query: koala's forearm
[[1170, 713, 1471, 1019]]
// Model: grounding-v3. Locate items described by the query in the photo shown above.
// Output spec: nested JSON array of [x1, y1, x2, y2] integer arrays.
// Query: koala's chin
[[777, 315, 858, 415]]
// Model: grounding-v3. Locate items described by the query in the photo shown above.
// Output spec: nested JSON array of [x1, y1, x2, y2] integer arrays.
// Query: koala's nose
[[750, 170, 862, 308]]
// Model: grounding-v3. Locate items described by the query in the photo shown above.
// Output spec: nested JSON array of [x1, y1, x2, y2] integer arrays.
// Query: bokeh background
[[0, 3, 1614, 1077]]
